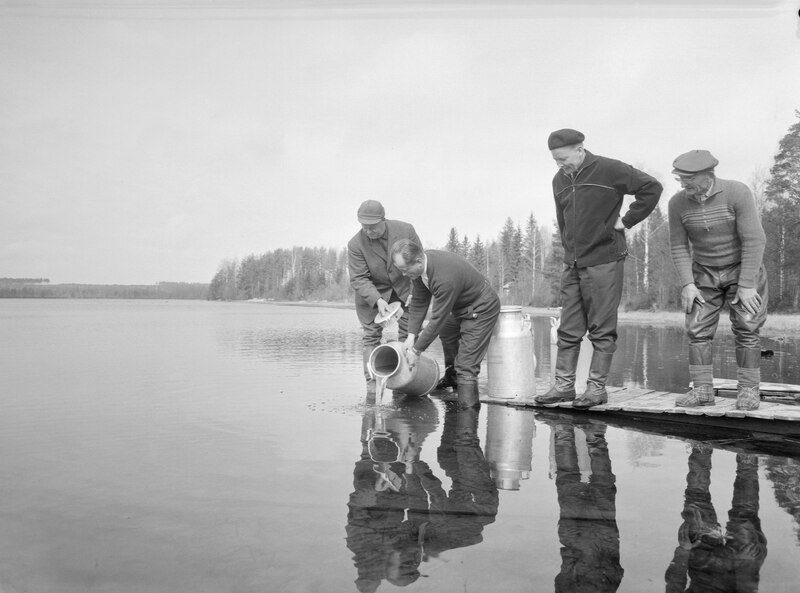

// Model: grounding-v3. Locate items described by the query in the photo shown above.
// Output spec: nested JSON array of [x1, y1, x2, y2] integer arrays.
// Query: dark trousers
[[686, 262, 768, 351], [686, 262, 768, 386], [556, 260, 625, 354], [438, 282, 501, 384]]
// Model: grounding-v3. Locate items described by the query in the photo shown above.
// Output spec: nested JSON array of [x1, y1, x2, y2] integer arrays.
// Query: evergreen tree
[[445, 227, 460, 252], [763, 110, 800, 309]]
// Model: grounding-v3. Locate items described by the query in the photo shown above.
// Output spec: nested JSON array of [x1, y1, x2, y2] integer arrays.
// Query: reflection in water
[[665, 444, 767, 592], [764, 458, 800, 545], [486, 406, 536, 490], [547, 418, 623, 593], [345, 398, 498, 592], [485, 405, 536, 490]]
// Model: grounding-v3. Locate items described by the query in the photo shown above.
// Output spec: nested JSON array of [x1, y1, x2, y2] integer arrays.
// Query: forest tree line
[[208, 112, 800, 312], [0, 280, 209, 300]]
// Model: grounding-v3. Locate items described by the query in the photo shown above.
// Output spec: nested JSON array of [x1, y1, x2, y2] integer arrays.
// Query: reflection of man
[[390, 238, 501, 409], [549, 419, 623, 593], [537, 129, 662, 409], [665, 444, 767, 592], [348, 200, 421, 395], [668, 150, 767, 410], [345, 403, 498, 591], [345, 398, 439, 592], [419, 408, 499, 558]]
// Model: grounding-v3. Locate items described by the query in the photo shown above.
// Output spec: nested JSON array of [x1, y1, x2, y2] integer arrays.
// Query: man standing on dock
[[348, 200, 421, 396], [390, 238, 501, 409], [668, 150, 768, 410], [536, 128, 662, 409]]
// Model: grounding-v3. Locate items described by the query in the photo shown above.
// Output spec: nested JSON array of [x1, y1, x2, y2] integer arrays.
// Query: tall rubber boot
[[676, 341, 715, 407], [456, 381, 480, 410], [735, 347, 761, 410], [688, 341, 714, 390], [436, 364, 457, 390], [573, 351, 613, 409], [535, 349, 579, 404]]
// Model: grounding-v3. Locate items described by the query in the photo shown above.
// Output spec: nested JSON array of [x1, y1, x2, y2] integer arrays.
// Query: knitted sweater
[[668, 178, 765, 288]]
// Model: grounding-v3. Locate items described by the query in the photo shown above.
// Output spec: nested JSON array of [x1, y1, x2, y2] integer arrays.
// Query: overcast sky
[[2, 0, 799, 284]]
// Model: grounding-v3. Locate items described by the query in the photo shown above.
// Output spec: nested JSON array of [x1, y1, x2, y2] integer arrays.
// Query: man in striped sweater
[[668, 150, 768, 410]]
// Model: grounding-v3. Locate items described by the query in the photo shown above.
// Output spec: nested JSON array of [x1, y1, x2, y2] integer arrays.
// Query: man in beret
[[348, 200, 421, 396], [668, 150, 767, 410], [536, 128, 663, 408]]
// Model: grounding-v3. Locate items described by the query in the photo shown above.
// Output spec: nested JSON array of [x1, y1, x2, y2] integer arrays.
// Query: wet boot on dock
[[535, 349, 579, 404], [736, 347, 762, 411], [435, 364, 458, 390], [573, 351, 613, 409], [456, 381, 480, 410], [678, 342, 715, 407]]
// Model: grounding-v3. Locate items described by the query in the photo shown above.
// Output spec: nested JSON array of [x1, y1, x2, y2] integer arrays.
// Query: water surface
[[1, 299, 799, 592]]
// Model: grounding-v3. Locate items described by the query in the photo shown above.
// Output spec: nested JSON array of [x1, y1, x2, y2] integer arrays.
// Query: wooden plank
[[619, 391, 674, 413], [710, 379, 800, 394]]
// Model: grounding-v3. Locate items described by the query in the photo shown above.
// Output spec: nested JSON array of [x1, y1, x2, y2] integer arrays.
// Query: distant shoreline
[[247, 300, 800, 333]]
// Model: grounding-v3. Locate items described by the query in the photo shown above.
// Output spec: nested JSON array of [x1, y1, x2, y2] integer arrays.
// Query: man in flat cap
[[348, 200, 422, 396], [536, 128, 663, 408], [668, 150, 767, 410]]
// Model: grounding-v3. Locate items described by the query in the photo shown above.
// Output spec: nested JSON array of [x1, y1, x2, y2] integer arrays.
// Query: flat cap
[[357, 200, 385, 224], [548, 128, 585, 150], [672, 149, 719, 176]]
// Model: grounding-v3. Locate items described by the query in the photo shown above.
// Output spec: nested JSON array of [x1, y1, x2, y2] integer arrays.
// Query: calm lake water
[[2, 299, 800, 593]]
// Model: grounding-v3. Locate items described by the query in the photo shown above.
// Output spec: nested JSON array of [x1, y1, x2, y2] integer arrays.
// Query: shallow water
[[1, 299, 799, 592]]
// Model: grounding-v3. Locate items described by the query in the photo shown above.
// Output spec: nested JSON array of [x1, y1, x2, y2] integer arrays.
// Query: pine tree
[[763, 110, 800, 309]]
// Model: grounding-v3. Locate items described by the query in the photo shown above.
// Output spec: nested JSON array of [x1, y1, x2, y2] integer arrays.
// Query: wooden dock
[[431, 382, 800, 440]]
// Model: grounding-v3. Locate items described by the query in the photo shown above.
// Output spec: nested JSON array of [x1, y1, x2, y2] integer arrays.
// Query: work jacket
[[553, 150, 662, 268], [347, 219, 420, 325]]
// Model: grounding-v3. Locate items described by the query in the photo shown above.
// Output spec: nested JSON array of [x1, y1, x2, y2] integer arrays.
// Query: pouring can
[[368, 341, 440, 397]]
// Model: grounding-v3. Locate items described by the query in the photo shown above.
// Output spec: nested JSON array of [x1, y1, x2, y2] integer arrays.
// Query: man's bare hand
[[681, 283, 705, 314], [732, 287, 762, 316]]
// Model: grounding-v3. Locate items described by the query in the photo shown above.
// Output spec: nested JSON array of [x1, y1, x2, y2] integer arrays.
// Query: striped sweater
[[668, 177, 765, 288]]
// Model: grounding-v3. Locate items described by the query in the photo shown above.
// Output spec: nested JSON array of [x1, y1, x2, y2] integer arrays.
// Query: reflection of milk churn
[[487, 306, 537, 400], [368, 342, 440, 396], [485, 405, 536, 490]]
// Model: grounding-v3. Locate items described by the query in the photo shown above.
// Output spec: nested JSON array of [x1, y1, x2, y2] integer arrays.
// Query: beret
[[672, 149, 719, 176], [548, 128, 585, 150], [357, 199, 385, 224]]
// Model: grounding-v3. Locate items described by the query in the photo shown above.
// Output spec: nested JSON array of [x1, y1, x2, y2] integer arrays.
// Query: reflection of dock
[[432, 385, 800, 439]]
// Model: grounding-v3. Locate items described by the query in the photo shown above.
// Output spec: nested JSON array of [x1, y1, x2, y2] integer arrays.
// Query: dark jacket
[[348, 220, 421, 325], [553, 150, 662, 267], [407, 250, 498, 352]]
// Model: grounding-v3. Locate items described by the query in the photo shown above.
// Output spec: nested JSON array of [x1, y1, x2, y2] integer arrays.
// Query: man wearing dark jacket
[[348, 200, 421, 394], [390, 239, 501, 409], [536, 129, 662, 408]]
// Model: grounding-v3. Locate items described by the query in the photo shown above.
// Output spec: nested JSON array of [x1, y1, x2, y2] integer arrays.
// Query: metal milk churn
[[487, 305, 537, 400], [368, 341, 440, 397]]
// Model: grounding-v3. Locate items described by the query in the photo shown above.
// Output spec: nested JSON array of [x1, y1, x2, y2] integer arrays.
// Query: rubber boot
[[535, 349, 579, 404], [677, 341, 715, 406], [435, 364, 457, 390], [735, 347, 761, 410], [688, 341, 714, 392], [573, 351, 613, 408], [456, 381, 480, 410]]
